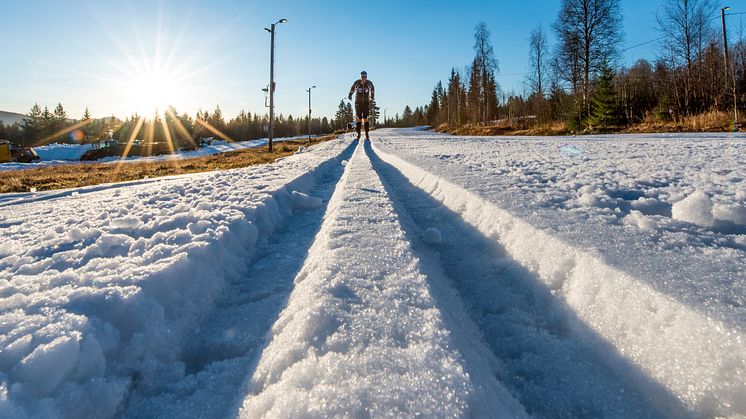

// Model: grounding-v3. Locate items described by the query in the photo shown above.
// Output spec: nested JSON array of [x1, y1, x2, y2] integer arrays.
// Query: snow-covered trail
[[238, 140, 526, 417], [122, 146, 353, 418], [367, 142, 688, 418], [2, 129, 744, 418]]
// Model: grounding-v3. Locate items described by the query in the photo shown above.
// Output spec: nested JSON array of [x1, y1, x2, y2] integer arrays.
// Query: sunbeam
[[195, 118, 235, 142]]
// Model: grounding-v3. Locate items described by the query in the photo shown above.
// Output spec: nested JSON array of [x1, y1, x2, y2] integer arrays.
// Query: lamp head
[[278, 18, 288, 24], [724, 6, 731, 10]]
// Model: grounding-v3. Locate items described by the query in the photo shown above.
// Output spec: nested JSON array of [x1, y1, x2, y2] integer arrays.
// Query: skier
[[348, 70, 375, 140]]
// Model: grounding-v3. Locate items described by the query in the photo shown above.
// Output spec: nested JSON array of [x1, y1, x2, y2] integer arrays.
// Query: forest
[[387, 0, 746, 133]]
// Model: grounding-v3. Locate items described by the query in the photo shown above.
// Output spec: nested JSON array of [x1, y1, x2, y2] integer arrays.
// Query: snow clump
[[671, 191, 715, 227], [291, 190, 323, 210]]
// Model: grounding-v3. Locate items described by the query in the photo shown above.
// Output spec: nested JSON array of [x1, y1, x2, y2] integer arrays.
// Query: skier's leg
[[362, 104, 370, 140], [354, 103, 363, 139]]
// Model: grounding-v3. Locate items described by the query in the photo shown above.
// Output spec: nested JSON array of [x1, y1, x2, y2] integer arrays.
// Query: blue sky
[[0, 0, 733, 121]]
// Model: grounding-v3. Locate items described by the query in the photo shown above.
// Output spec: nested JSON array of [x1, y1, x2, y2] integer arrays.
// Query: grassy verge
[[435, 111, 741, 136], [0, 135, 336, 194]]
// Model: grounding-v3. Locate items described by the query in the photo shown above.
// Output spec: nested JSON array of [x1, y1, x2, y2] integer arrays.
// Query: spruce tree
[[369, 98, 380, 126], [402, 105, 413, 127], [53, 103, 67, 142], [22, 103, 43, 145], [589, 63, 625, 131], [335, 100, 348, 130], [427, 83, 441, 126]]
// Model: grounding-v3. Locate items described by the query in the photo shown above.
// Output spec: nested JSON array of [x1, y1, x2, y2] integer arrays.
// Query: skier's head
[[360, 71, 367, 79]]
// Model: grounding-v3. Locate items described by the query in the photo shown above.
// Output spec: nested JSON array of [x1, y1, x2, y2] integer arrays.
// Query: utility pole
[[307, 85, 316, 141], [265, 18, 287, 152], [722, 7, 738, 131]]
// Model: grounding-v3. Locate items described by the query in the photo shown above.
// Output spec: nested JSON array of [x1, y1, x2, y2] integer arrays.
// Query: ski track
[[121, 147, 352, 418], [237, 139, 526, 418], [367, 142, 688, 418], [1, 129, 744, 418]]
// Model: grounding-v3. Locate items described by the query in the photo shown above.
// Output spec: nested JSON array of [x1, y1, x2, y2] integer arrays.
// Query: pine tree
[[53, 103, 67, 142], [335, 100, 349, 129], [22, 103, 43, 146], [427, 82, 441, 126], [369, 98, 380, 126], [447, 68, 463, 126], [40, 106, 54, 140], [589, 63, 625, 131], [402, 105, 413, 126]]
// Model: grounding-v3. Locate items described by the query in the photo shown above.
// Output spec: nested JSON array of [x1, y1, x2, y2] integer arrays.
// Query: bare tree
[[656, 0, 718, 114], [553, 0, 623, 114], [527, 25, 550, 97]]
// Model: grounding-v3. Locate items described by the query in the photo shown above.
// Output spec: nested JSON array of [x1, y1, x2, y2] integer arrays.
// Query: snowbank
[[0, 136, 351, 418]]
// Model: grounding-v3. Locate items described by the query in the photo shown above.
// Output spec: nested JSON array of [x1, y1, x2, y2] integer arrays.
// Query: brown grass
[[437, 121, 569, 136], [623, 111, 738, 133], [0, 135, 336, 194], [436, 111, 741, 137]]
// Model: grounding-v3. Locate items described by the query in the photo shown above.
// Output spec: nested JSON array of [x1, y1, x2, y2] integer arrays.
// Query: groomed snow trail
[[2, 129, 744, 418], [367, 142, 687, 418], [238, 140, 527, 418], [121, 145, 354, 418]]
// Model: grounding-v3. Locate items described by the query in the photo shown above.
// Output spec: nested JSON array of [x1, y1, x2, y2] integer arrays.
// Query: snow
[[290, 190, 323, 210], [423, 227, 443, 244], [1, 129, 745, 418], [373, 128, 746, 417], [672, 190, 716, 226], [0, 135, 316, 172], [0, 135, 352, 418], [239, 140, 525, 418]]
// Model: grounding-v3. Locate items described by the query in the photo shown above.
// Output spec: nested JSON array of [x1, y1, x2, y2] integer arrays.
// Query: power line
[[621, 36, 667, 52]]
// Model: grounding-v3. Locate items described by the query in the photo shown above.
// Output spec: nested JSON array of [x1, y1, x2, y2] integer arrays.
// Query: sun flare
[[127, 68, 184, 117]]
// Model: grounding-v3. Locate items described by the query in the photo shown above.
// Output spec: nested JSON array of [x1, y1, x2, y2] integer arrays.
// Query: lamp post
[[307, 85, 316, 140], [383, 108, 388, 127], [265, 18, 287, 152], [721, 7, 738, 131]]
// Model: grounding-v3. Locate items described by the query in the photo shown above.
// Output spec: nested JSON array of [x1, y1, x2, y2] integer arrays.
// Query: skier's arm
[[348, 81, 358, 100], [369, 81, 375, 100]]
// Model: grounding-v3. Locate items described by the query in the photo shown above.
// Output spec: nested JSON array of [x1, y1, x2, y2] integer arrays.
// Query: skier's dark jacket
[[348, 79, 375, 104]]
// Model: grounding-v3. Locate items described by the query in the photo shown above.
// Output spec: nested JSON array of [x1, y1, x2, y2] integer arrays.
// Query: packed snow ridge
[[1, 129, 744, 418]]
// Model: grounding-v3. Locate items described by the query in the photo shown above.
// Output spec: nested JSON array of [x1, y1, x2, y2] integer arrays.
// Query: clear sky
[[0, 0, 736, 121]]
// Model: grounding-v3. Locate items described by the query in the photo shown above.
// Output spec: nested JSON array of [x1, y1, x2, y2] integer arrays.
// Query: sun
[[127, 67, 185, 117]]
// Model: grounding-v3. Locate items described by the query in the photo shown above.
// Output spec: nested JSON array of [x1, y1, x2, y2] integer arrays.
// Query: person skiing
[[348, 70, 375, 140]]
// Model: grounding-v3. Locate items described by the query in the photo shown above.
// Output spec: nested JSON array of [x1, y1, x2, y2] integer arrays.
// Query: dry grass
[[623, 111, 738, 133], [437, 121, 569, 136], [436, 111, 741, 137], [0, 135, 335, 194]]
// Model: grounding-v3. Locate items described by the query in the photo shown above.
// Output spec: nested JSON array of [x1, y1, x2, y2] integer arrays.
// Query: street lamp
[[264, 18, 287, 152], [721, 7, 738, 131], [307, 85, 316, 140]]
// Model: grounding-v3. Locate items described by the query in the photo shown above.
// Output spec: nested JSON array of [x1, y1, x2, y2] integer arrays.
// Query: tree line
[[400, 0, 746, 132], [3, 103, 340, 147]]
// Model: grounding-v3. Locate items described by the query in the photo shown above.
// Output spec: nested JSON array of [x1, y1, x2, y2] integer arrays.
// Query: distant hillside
[[0, 111, 26, 126]]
